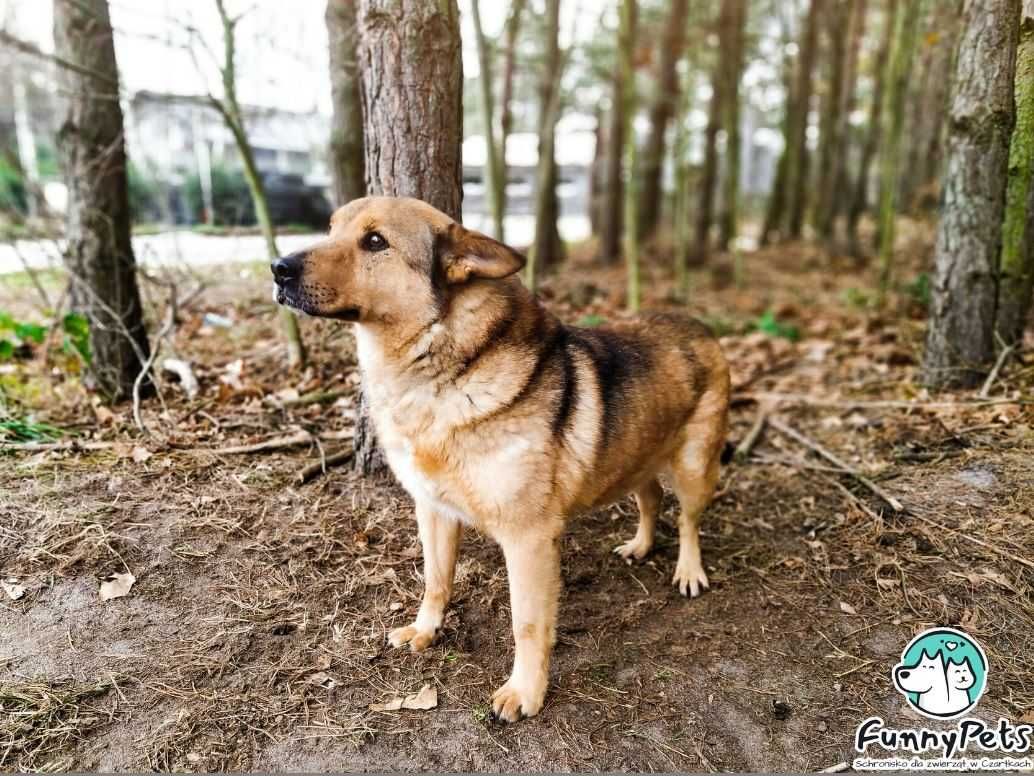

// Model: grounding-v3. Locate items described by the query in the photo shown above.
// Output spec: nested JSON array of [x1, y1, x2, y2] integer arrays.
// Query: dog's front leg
[[491, 530, 561, 722], [388, 502, 461, 652]]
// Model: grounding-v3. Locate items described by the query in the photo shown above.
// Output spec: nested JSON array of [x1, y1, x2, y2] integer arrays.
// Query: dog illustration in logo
[[892, 628, 987, 719]]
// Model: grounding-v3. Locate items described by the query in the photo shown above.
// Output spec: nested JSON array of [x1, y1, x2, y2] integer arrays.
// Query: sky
[[2, 0, 606, 115]]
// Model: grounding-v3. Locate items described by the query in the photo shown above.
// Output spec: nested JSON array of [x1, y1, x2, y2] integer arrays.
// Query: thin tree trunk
[[326, 0, 365, 205], [814, 0, 852, 240], [996, 2, 1034, 346], [673, 47, 700, 300], [875, 0, 928, 302], [619, 0, 640, 311], [590, 103, 606, 234], [847, 0, 897, 257], [471, 0, 504, 239], [694, 5, 727, 263], [639, 0, 689, 240], [600, 51, 626, 263], [922, 0, 1019, 388], [718, 0, 748, 251], [53, 0, 151, 403], [527, 0, 563, 290], [354, 0, 463, 475], [786, 0, 823, 240], [498, 0, 528, 243], [214, 0, 305, 369], [760, 8, 797, 248]]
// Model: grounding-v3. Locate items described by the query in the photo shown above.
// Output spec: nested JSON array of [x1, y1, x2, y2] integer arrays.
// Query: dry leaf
[[369, 684, 438, 712], [131, 446, 153, 463], [2, 578, 26, 600], [307, 671, 336, 689], [99, 572, 136, 601], [839, 601, 857, 615]]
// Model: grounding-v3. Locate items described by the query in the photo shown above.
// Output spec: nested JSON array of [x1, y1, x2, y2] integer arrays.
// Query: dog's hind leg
[[613, 477, 663, 561], [389, 502, 461, 652]]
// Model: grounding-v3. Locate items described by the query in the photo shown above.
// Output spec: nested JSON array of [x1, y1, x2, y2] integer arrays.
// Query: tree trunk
[[875, 0, 928, 301], [214, 0, 305, 370], [760, 8, 798, 248], [529, 0, 564, 285], [847, 0, 897, 256], [589, 104, 606, 234], [326, 0, 366, 205], [694, 6, 727, 263], [673, 44, 700, 299], [814, 0, 852, 240], [996, 2, 1034, 346], [638, 0, 689, 241], [786, 0, 823, 240], [498, 0, 528, 243], [354, 0, 463, 474], [471, 0, 504, 240], [718, 0, 748, 251], [600, 53, 626, 263], [619, 0, 640, 311], [53, 0, 151, 403], [922, 0, 1019, 388]]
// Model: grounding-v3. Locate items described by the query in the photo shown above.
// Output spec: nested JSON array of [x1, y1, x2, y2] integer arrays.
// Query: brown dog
[[272, 197, 730, 722]]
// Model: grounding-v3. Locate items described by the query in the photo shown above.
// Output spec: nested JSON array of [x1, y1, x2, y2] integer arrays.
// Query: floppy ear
[[436, 222, 526, 284]]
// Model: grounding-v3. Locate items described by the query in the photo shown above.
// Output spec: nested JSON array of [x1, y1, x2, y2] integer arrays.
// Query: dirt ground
[[2, 228, 1033, 772]]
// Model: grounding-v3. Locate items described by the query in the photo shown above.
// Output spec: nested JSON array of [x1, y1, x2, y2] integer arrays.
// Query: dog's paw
[[388, 624, 436, 652], [613, 535, 652, 562], [672, 563, 710, 598], [490, 679, 545, 723]]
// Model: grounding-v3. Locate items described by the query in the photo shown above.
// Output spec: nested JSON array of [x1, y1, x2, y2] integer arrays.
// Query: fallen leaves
[[368, 684, 438, 712], [2, 578, 26, 600], [99, 572, 136, 601]]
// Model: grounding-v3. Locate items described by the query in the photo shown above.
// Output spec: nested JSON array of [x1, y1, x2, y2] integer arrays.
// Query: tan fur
[[272, 197, 730, 722]]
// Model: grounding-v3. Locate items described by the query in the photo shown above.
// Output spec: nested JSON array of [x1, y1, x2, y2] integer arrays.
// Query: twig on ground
[[911, 511, 1034, 571], [733, 405, 770, 462], [768, 417, 904, 512], [210, 431, 313, 455], [296, 446, 355, 484], [272, 387, 352, 408], [133, 295, 176, 434], [738, 392, 1032, 410], [979, 343, 1017, 398], [820, 762, 849, 773], [0, 440, 119, 453]]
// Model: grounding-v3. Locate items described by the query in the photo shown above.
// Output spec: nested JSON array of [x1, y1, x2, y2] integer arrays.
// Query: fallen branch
[[296, 446, 354, 484], [270, 387, 352, 408], [911, 512, 1034, 572], [733, 405, 770, 462], [210, 430, 314, 455], [0, 440, 120, 453], [768, 417, 904, 513], [978, 343, 1017, 398], [738, 392, 1032, 410]]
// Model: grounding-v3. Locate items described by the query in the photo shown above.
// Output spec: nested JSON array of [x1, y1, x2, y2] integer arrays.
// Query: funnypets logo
[[854, 627, 1034, 771]]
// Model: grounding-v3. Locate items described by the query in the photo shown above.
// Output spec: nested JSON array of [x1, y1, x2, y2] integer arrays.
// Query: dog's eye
[[362, 231, 388, 252]]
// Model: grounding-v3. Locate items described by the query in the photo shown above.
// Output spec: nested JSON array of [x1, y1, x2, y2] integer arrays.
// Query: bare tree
[[53, 0, 151, 402], [922, 0, 1020, 387], [353, 0, 463, 474], [326, 0, 365, 205]]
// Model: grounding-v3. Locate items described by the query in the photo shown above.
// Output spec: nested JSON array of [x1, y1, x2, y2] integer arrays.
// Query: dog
[[271, 197, 730, 721]]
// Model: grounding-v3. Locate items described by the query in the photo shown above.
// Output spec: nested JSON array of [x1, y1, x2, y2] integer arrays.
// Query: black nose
[[271, 253, 303, 284], [899, 670, 910, 679]]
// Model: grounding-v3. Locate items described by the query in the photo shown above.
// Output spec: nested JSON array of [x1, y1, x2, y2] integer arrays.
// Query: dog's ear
[[436, 222, 526, 284]]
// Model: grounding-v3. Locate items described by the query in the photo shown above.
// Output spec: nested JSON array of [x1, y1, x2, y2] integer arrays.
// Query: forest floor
[[1, 221, 1033, 772]]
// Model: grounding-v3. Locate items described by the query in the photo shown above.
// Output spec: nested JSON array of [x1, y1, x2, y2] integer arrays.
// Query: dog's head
[[893, 649, 943, 695], [271, 197, 525, 326]]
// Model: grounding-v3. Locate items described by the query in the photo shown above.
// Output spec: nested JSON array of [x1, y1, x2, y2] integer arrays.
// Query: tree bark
[[471, 0, 504, 240], [694, 4, 728, 263], [847, 0, 897, 256], [498, 0, 528, 243], [326, 0, 366, 205], [996, 2, 1034, 346], [589, 104, 606, 234], [760, 7, 798, 247], [922, 0, 1020, 388], [718, 0, 748, 251], [600, 44, 626, 263], [814, 0, 853, 240], [354, 0, 463, 474], [786, 0, 823, 240], [53, 0, 151, 403], [529, 0, 564, 285], [875, 0, 929, 301], [619, 0, 640, 310], [638, 0, 689, 241]]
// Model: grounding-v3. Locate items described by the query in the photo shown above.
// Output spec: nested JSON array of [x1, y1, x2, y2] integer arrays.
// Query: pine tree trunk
[[590, 104, 606, 235], [529, 0, 563, 284], [472, 0, 504, 240], [354, 0, 463, 475], [760, 11, 797, 248], [996, 2, 1034, 346], [718, 0, 748, 251], [875, 0, 929, 301], [600, 57, 626, 263], [53, 0, 151, 403], [786, 0, 823, 240], [847, 0, 897, 256], [922, 0, 1019, 388], [619, 0, 640, 311], [814, 0, 852, 240], [326, 0, 366, 205], [638, 0, 689, 241], [694, 6, 727, 263], [498, 0, 527, 243]]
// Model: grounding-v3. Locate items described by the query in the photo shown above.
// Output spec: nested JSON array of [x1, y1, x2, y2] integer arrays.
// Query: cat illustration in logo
[[892, 627, 987, 719]]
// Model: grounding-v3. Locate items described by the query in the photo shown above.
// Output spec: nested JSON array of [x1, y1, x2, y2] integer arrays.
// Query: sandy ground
[[1, 238, 1033, 771]]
